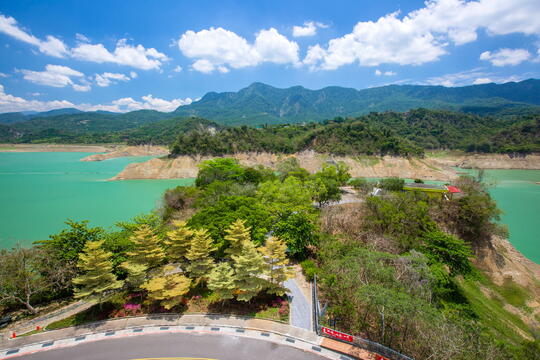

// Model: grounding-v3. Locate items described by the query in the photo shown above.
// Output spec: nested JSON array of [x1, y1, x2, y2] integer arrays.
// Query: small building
[[403, 183, 461, 200]]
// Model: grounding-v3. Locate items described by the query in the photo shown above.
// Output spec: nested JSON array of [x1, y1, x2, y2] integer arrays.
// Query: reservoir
[[0, 152, 538, 264], [0, 152, 193, 249]]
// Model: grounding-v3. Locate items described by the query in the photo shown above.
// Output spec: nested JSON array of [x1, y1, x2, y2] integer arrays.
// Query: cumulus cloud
[[173, 65, 182, 73], [292, 21, 328, 37], [424, 68, 526, 87], [20, 64, 90, 91], [479, 48, 531, 66], [95, 72, 132, 87], [0, 14, 69, 57], [304, 0, 540, 70], [375, 69, 397, 76], [0, 83, 192, 113], [178, 27, 300, 73], [72, 39, 169, 70]]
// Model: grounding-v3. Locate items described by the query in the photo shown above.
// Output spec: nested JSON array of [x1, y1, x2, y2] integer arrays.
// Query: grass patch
[[495, 278, 530, 308], [18, 328, 44, 337], [458, 276, 532, 345]]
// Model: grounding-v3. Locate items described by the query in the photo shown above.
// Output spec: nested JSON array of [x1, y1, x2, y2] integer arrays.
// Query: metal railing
[[312, 275, 414, 360]]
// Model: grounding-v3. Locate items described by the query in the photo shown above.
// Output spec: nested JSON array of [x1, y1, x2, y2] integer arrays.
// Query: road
[[16, 332, 329, 360], [285, 278, 312, 330]]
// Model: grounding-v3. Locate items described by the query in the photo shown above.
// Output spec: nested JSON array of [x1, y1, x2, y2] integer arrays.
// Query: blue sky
[[0, 0, 539, 113]]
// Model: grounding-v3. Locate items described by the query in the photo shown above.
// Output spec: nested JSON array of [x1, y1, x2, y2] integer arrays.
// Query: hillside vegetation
[[171, 110, 540, 157]]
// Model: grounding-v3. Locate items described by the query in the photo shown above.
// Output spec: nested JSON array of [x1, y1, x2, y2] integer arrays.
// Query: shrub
[[300, 259, 318, 281]]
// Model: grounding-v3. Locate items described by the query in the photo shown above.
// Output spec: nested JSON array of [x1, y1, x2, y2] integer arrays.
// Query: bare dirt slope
[[80, 145, 168, 161]]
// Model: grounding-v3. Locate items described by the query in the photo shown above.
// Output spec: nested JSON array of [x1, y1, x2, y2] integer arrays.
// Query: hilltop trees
[[164, 220, 194, 262], [141, 265, 191, 310], [207, 262, 236, 301], [259, 237, 294, 296], [186, 229, 215, 281]]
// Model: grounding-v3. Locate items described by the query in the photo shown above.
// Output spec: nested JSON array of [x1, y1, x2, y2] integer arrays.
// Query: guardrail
[[312, 275, 414, 360]]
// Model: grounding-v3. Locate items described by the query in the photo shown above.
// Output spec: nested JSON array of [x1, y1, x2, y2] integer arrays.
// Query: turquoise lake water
[[0, 153, 538, 264], [0, 152, 193, 248]]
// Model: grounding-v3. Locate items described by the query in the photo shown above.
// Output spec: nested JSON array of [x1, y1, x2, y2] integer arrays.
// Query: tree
[[379, 177, 405, 191], [272, 212, 318, 257], [120, 262, 148, 289], [141, 265, 191, 309], [259, 237, 294, 296], [0, 246, 50, 313], [195, 158, 245, 187], [36, 220, 104, 287], [224, 219, 252, 257], [186, 229, 215, 281], [207, 262, 236, 301], [232, 240, 266, 301], [126, 225, 165, 268], [164, 220, 194, 262], [421, 230, 473, 274], [72, 241, 123, 303]]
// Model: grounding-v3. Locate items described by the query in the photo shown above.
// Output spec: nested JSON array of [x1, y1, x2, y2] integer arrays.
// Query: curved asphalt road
[[18, 332, 329, 360]]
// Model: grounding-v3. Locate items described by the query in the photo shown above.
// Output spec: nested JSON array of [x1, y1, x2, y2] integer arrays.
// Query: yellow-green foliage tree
[[186, 229, 215, 281], [224, 219, 251, 257], [232, 240, 266, 301], [207, 262, 236, 301], [259, 237, 294, 296], [126, 225, 165, 268], [141, 265, 191, 310], [164, 220, 194, 262], [72, 240, 122, 303], [120, 262, 148, 289]]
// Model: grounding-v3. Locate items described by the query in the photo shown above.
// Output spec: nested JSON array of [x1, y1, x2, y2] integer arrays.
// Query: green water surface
[[0, 152, 193, 248]]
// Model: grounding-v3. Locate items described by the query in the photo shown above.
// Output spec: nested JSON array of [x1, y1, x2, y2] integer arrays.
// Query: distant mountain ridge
[[173, 79, 540, 125]]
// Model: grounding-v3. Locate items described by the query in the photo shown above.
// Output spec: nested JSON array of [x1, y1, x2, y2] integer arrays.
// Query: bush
[[300, 259, 318, 281], [379, 177, 404, 191]]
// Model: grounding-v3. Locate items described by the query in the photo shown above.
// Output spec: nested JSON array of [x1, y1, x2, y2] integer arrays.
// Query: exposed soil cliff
[[81, 145, 168, 161], [111, 151, 458, 180], [430, 153, 540, 170]]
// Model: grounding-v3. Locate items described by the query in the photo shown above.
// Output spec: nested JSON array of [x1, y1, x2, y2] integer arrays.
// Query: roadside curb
[[0, 315, 358, 360]]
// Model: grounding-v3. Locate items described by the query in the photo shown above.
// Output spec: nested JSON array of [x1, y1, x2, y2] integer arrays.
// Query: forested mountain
[[0, 108, 84, 124], [173, 79, 540, 125], [170, 110, 540, 157]]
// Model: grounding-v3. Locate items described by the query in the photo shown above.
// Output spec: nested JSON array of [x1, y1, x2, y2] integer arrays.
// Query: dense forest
[[171, 110, 540, 156]]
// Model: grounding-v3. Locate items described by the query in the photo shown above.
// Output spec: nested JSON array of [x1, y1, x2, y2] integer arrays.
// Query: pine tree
[[224, 219, 251, 258], [186, 229, 215, 280], [120, 262, 148, 289], [232, 240, 265, 301], [72, 240, 123, 303], [126, 225, 165, 268], [164, 220, 194, 262], [208, 262, 236, 300], [141, 265, 191, 310], [259, 237, 294, 296]]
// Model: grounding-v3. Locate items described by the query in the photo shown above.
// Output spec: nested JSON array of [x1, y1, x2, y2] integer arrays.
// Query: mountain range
[[1, 79, 540, 144]]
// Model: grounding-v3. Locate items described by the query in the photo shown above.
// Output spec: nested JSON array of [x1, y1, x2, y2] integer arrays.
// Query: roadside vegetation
[[1, 157, 538, 360]]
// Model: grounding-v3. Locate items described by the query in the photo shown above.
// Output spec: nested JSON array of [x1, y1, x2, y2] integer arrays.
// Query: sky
[[0, 0, 539, 113]]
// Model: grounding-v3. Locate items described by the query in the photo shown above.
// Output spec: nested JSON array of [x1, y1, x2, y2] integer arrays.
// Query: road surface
[[15, 332, 329, 360], [285, 278, 312, 330]]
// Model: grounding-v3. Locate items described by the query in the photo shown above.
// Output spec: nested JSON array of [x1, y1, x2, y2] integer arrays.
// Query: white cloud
[[0, 15, 68, 57], [0, 72, 8, 78], [130, 71, 138, 78], [72, 39, 169, 70], [473, 77, 493, 84], [304, 0, 540, 70], [375, 69, 397, 76], [178, 27, 300, 73], [75, 33, 90, 43], [20, 64, 89, 91], [292, 21, 328, 37], [479, 48, 531, 66], [94, 72, 131, 87], [0, 83, 192, 113], [424, 68, 526, 87], [173, 65, 182, 73]]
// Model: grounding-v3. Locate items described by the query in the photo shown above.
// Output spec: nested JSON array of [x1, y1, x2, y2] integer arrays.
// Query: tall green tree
[[232, 240, 266, 301], [164, 220, 194, 262], [224, 219, 252, 257], [126, 224, 165, 268], [259, 237, 294, 296], [207, 262, 236, 301], [186, 229, 215, 281], [72, 241, 123, 303]]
